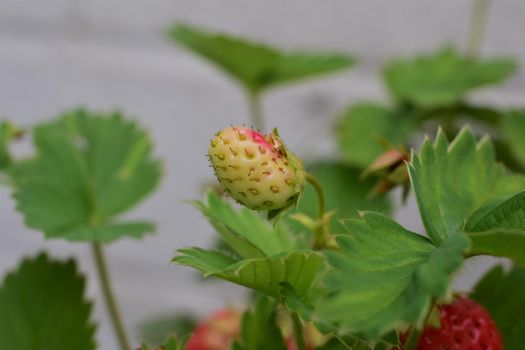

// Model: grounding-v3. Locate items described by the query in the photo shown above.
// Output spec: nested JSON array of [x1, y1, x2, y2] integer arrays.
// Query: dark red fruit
[[401, 297, 503, 350]]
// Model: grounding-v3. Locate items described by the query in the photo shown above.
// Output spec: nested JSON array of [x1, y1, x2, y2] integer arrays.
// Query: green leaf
[[336, 103, 416, 168], [383, 48, 516, 108], [287, 162, 391, 234], [467, 230, 525, 265], [466, 191, 525, 232], [464, 191, 525, 264], [174, 248, 325, 298], [501, 110, 525, 168], [233, 296, 287, 350], [317, 212, 469, 337], [471, 265, 525, 350], [140, 334, 189, 350], [10, 108, 162, 242], [168, 24, 355, 93], [0, 120, 22, 170], [54, 221, 155, 243], [139, 312, 197, 347], [195, 192, 297, 258], [0, 253, 95, 350], [408, 128, 525, 244]]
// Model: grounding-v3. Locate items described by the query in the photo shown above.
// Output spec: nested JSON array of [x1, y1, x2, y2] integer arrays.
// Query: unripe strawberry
[[208, 126, 305, 211]]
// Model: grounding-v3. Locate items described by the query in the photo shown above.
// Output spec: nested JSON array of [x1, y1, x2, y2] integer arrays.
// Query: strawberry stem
[[247, 90, 264, 131], [92, 242, 131, 350], [404, 328, 421, 350], [291, 311, 306, 350], [306, 174, 325, 219], [306, 174, 328, 249], [466, 0, 490, 57], [404, 299, 437, 350]]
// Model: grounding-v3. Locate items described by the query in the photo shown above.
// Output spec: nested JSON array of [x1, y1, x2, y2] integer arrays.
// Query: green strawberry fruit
[[208, 126, 305, 211]]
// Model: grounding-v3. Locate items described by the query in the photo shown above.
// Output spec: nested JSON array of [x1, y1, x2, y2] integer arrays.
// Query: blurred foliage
[[139, 312, 197, 346], [287, 162, 391, 235], [0, 120, 22, 171], [168, 24, 355, 94], [472, 265, 525, 350], [336, 103, 417, 168], [383, 47, 516, 108], [0, 254, 95, 350], [9, 108, 162, 242]]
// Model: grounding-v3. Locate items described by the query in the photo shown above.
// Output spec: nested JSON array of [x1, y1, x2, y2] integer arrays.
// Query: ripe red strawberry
[[208, 126, 305, 211], [400, 297, 503, 350], [186, 308, 242, 350], [185, 307, 323, 350]]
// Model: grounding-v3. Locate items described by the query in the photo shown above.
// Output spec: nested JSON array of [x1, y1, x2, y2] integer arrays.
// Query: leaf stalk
[[466, 0, 490, 57], [247, 90, 265, 131], [291, 311, 306, 350], [306, 173, 328, 249], [92, 242, 131, 350]]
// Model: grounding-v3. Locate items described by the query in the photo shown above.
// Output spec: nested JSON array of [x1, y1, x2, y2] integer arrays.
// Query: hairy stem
[[92, 243, 131, 350], [306, 173, 328, 249], [404, 300, 436, 350], [466, 0, 491, 57], [247, 90, 265, 131], [291, 312, 306, 350], [306, 174, 325, 220]]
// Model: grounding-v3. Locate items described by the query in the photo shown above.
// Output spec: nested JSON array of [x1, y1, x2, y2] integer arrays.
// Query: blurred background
[[1, 1, 524, 349]]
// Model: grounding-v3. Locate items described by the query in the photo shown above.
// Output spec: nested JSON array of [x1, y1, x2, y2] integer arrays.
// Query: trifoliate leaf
[[10, 109, 161, 242], [174, 248, 324, 299], [408, 128, 525, 244], [501, 110, 525, 168], [195, 192, 298, 258], [168, 24, 355, 93], [383, 48, 516, 108], [336, 103, 416, 168], [471, 265, 525, 350], [233, 296, 287, 350], [0, 253, 95, 350], [287, 162, 391, 235], [317, 212, 469, 337]]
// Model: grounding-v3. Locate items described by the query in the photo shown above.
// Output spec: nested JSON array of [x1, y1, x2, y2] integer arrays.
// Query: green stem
[[305, 174, 325, 220], [92, 243, 131, 350], [247, 90, 264, 131], [291, 312, 306, 350], [306, 174, 328, 249], [404, 300, 436, 350], [466, 0, 490, 57], [404, 327, 422, 350]]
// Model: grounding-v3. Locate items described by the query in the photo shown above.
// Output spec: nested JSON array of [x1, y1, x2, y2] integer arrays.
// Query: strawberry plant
[[1, 2, 525, 350]]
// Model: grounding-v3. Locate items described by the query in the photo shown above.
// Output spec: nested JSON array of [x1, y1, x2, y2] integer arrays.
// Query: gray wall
[[0, 1, 522, 349]]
